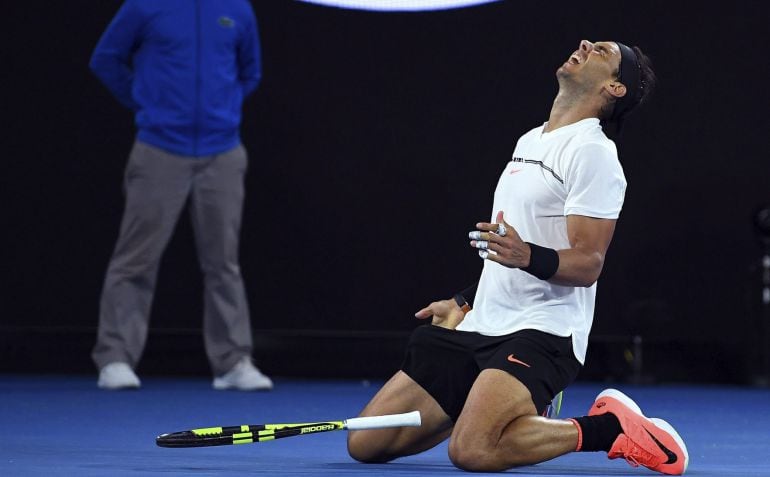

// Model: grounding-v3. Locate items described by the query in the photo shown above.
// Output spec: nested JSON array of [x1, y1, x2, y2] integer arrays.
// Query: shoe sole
[[594, 389, 689, 475], [650, 418, 689, 475], [544, 390, 564, 418], [97, 382, 141, 390], [212, 380, 273, 391]]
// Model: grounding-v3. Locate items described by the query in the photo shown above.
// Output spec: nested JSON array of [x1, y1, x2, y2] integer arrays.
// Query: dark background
[[2, 0, 769, 384]]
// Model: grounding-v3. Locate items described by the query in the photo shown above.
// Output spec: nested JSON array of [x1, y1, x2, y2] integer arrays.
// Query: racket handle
[[345, 411, 421, 430]]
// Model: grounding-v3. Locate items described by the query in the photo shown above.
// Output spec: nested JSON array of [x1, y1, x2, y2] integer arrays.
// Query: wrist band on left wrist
[[453, 293, 471, 314]]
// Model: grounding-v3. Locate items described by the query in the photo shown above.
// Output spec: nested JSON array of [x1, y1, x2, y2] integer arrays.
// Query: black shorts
[[401, 325, 581, 421]]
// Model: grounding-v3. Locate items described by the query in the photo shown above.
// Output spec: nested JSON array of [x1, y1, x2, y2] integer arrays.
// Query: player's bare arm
[[470, 210, 616, 287], [551, 214, 617, 287]]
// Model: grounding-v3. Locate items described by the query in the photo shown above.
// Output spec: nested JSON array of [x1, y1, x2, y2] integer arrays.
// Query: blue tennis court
[[2, 375, 769, 476]]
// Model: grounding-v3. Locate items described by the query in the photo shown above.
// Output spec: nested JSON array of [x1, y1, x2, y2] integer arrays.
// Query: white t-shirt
[[455, 117, 626, 364]]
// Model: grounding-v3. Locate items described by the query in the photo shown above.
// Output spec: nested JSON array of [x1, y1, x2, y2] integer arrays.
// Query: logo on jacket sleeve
[[218, 16, 235, 28]]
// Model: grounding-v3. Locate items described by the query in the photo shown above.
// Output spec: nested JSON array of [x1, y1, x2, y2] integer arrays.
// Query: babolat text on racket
[[156, 410, 421, 448]]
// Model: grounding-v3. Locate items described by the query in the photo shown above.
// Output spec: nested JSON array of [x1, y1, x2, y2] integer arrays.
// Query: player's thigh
[[451, 368, 537, 451], [347, 370, 453, 462]]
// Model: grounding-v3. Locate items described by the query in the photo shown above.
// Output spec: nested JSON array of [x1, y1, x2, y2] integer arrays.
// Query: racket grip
[[345, 411, 421, 430]]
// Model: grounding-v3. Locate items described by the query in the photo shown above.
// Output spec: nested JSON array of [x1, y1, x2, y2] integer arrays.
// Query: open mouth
[[568, 53, 582, 65]]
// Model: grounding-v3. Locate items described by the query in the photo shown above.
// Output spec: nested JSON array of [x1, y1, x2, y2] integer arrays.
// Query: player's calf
[[347, 429, 398, 463]]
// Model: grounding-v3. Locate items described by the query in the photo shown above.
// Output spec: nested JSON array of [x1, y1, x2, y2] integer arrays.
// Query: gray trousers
[[92, 140, 253, 376]]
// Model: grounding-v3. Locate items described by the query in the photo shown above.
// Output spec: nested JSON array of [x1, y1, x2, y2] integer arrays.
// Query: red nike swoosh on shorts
[[507, 354, 531, 367]]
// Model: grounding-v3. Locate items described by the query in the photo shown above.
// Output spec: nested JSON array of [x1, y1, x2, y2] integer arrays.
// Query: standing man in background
[[89, 0, 272, 391]]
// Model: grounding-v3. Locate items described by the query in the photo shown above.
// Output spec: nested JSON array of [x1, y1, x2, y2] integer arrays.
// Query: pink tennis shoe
[[588, 389, 689, 475]]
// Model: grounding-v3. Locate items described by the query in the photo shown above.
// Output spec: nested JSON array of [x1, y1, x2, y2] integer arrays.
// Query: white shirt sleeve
[[563, 142, 627, 219]]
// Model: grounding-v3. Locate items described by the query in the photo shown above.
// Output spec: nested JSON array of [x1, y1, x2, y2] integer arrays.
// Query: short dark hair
[[601, 44, 657, 137], [633, 45, 657, 108]]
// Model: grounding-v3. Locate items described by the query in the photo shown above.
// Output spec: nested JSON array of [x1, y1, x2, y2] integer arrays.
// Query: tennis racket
[[156, 410, 421, 448]]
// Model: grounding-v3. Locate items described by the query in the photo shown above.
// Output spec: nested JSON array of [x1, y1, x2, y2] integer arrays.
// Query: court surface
[[2, 375, 769, 476]]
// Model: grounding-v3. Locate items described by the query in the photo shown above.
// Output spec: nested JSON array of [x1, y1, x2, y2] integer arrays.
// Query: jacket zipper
[[194, 0, 201, 156]]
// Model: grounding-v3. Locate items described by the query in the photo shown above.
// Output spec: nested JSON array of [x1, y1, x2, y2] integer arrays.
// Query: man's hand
[[415, 299, 466, 330], [469, 210, 531, 269]]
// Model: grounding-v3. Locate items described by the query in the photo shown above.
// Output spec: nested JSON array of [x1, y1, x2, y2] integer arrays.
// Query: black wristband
[[458, 282, 478, 307], [521, 242, 559, 280], [453, 293, 471, 314]]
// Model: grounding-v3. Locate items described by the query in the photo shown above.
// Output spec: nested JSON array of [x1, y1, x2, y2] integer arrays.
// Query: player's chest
[[494, 141, 569, 210]]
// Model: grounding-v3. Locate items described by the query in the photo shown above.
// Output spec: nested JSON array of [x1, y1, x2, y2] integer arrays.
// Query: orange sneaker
[[588, 389, 689, 475]]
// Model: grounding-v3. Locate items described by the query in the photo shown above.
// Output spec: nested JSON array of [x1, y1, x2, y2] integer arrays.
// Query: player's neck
[[545, 89, 602, 133]]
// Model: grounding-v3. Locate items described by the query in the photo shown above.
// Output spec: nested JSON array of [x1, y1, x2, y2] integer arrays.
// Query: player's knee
[[448, 431, 529, 472], [346, 431, 393, 464], [448, 443, 492, 471], [448, 437, 500, 472]]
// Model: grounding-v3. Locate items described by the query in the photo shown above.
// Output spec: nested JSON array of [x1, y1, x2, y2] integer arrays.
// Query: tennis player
[[348, 40, 688, 475]]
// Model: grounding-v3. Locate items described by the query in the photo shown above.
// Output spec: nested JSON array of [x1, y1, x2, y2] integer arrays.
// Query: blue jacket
[[90, 0, 261, 157]]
